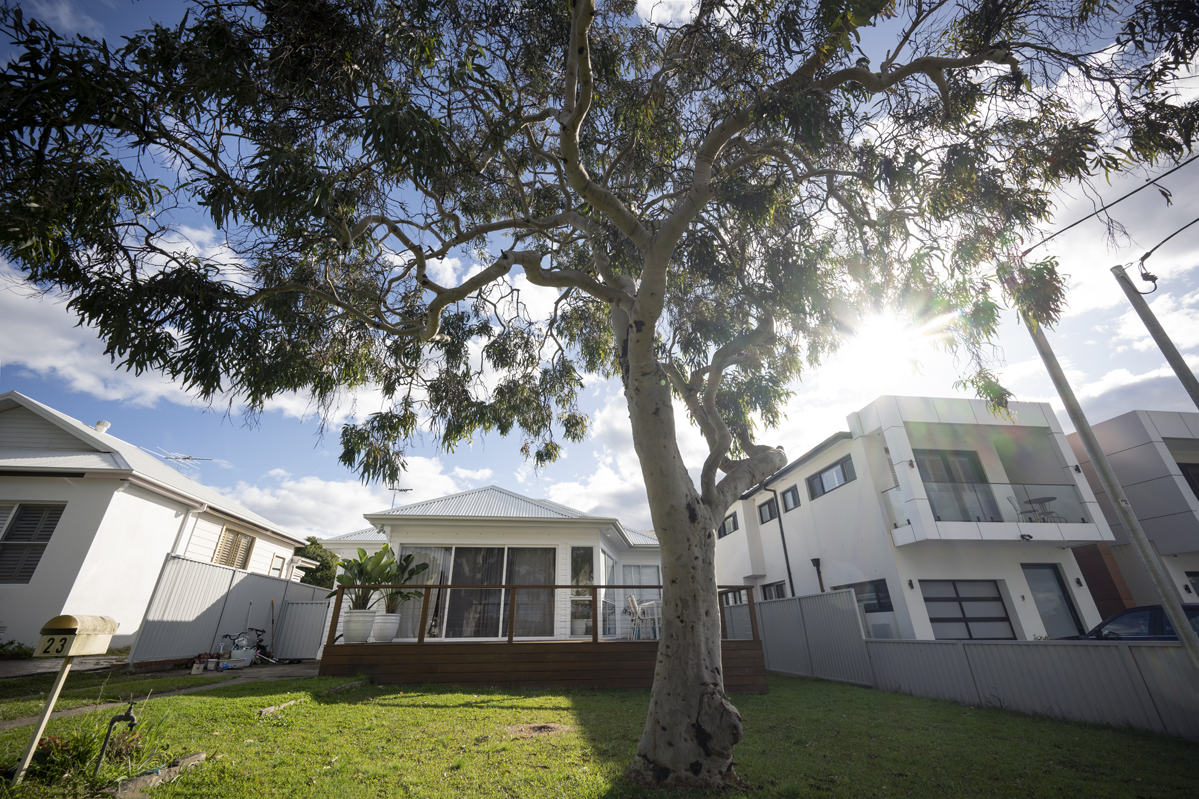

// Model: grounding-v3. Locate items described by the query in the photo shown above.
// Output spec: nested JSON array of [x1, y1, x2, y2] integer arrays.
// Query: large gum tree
[[2, 0, 1194, 786]]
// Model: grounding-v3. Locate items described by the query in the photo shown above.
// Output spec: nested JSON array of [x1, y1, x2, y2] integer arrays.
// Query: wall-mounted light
[[1073, 464, 1082, 473], [907, 579, 914, 589], [1185, 584, 1193, 594], [907, 459, 915, 468], [1020, 533, 1033, 541], [1075, 577, 1083, 587]]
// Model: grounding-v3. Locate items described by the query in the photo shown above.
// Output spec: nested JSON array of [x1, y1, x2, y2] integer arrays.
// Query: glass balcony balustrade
[[882, 482, 1090, 529]]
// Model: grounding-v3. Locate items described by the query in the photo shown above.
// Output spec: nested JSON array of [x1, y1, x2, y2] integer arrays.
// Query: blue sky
[[2, 0, 1198, 538]]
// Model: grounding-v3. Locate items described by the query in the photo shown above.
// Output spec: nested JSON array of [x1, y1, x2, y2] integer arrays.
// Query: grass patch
[[0, 673, 1194, 797], [0, 674, 234, 722]]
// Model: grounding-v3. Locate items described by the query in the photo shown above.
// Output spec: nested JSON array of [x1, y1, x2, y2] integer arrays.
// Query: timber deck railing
[[326, 584, 760, 646]]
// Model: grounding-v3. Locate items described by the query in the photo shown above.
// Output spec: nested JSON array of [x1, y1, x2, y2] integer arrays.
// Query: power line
[[1139, 215, 1199, 264], [1020, 153, 1199, 257]]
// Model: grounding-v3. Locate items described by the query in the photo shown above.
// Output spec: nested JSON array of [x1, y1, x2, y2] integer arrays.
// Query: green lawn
[[1, 673, 1194, 798]]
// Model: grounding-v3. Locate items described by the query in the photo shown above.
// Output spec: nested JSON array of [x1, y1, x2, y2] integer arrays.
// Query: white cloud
[[637, 0, 697, 25], [426, 257, 463, 285], [24, 0, 104, 38], [451, 466, 493, 482], [0, 263, 203, 408], [216, 457, 462, 538], [1114, 289, 1199, 352]]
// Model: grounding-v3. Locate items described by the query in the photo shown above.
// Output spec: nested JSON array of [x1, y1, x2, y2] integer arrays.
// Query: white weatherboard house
[[716, 395, 1113, 642], [0, 391, 307, 646], [323, 485, 662, 640], [1068, 409, 1199, 607]]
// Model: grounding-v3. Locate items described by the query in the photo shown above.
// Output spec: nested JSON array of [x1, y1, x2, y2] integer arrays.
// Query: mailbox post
[[11, 615, 117, 787]]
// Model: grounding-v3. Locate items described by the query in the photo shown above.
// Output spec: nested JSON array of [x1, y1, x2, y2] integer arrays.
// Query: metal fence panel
[[755, 598, 812, 676], [130, 555, 325, 663], [1129, 643, 1199, 741], [866, 640, 980, 705], [273, 601, 331, 660], [208, 571, 292, 651], [130, 556, 236, 662], [963, 641, 1163, 732], [798, 591, 873, 686], [724, 604, 752, 640]]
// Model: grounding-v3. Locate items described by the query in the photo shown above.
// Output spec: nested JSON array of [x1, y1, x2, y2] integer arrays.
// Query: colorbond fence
[[128, 555, 327, 663], [750, 590, 1199, 741]]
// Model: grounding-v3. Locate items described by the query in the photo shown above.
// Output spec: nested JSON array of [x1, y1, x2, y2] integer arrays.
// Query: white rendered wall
[[61, 483, 188, 647], [0, 476, 119, 644]]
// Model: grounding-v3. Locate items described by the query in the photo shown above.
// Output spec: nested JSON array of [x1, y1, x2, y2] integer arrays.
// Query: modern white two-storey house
[[716, 395, 1114, 641]]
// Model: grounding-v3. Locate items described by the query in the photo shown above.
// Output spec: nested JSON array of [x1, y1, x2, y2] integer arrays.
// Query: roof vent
[[94, 421, 111, 434]]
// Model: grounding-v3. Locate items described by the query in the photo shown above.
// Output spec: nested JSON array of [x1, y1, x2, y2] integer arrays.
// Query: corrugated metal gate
[[128, 555, 327, 663], [273, 601, 331, 660]]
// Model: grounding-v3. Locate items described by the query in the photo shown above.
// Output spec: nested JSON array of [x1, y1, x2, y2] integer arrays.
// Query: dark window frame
[[1020, 563, 1084, 636], [781, 485, 801, 512], [762, 581, 787, 600], [831, 579, 894, 613], [807, 456, 857, 500], [758, 498, 778, 524], [717, 512, 739, 539]]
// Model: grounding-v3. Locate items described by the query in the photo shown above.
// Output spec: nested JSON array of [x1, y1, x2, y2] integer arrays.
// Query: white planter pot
[[342, 609, 376, 643], [372, 612, 401, 643], [571, 617, 588, 636]]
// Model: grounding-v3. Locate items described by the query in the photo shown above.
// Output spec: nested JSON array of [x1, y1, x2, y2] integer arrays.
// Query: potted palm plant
[[330, 547, 391, 643], [371, 550, 430, 643]]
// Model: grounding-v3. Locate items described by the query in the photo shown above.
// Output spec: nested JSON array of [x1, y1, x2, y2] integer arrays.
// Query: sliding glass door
[[503, 547, 555, 637], [398, 544, 557, 639]]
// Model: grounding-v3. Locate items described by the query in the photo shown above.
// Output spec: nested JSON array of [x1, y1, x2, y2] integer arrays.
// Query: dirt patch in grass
[[505, 722, 573, 737]]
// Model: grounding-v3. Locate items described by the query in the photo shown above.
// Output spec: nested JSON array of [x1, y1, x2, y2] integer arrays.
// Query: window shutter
[[230, 533, 254, 570], [0, 504, 65, 584], [213, 529, 236, 566], [0, 505, 14, 536], [841, 457, 856, 482]]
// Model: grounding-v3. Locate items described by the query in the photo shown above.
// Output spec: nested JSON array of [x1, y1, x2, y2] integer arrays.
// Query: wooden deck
[[319, 638, 768, 693]]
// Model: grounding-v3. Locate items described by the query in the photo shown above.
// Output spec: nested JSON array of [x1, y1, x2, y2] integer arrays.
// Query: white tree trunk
[[621, 359, 744, 788]]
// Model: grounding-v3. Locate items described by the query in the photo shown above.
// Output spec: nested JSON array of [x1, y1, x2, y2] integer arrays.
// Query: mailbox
[[35, 615, 118, 659]]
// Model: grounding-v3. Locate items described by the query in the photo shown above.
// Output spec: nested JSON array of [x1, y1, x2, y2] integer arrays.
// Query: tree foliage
[[293, 535, 337, 588], [2, 0, 1194, 786]]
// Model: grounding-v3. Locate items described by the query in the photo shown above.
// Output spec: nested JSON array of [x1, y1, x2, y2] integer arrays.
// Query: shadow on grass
[[6, 673, 1196, 799]]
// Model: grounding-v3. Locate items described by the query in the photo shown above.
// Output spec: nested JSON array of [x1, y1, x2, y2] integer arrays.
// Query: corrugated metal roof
[[624, 528, 659, 547], [0, 391, 300, 542], [0, 449, 126, 470], [324, 527, 387, 542], [377, 485, 590, 519]]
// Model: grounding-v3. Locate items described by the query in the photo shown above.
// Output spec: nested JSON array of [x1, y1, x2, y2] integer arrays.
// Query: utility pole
[[1026, 320, 1199, 667], [1111, 265, 1199, 411]]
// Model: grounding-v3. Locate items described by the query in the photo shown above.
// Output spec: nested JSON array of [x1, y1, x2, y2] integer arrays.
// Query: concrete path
[[0, 661, 322, 732], [0, 657, 125, 678]]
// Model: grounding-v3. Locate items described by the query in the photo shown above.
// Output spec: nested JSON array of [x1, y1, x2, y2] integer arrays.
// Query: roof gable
[[0, 391, 300, 543], [0, 404, 100, 451], [377, 485, 590, 519]]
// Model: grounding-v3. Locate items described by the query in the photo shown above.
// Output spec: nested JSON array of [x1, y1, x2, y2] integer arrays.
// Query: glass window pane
[[396, 546, 451, 638], [571, 546, 593, 596], [954, 581, 1000, 598], [968, 621, 1015, 639], [926, 601, 964, 618], [931, 622, 970, 639], [1100, 610, 1152, 638], [444, 547, 504, 638], [504, 548, 555, 638], [962, 600, 1008, 618], [920, 580, 957, 598]]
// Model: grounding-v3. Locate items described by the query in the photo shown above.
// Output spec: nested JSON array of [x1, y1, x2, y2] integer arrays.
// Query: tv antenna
[[388, 483, 412, 508], [156, 448, 213, 474]]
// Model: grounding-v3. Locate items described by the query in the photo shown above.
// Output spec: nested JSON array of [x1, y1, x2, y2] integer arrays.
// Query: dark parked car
[[1060, 604, 1199, 641]]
